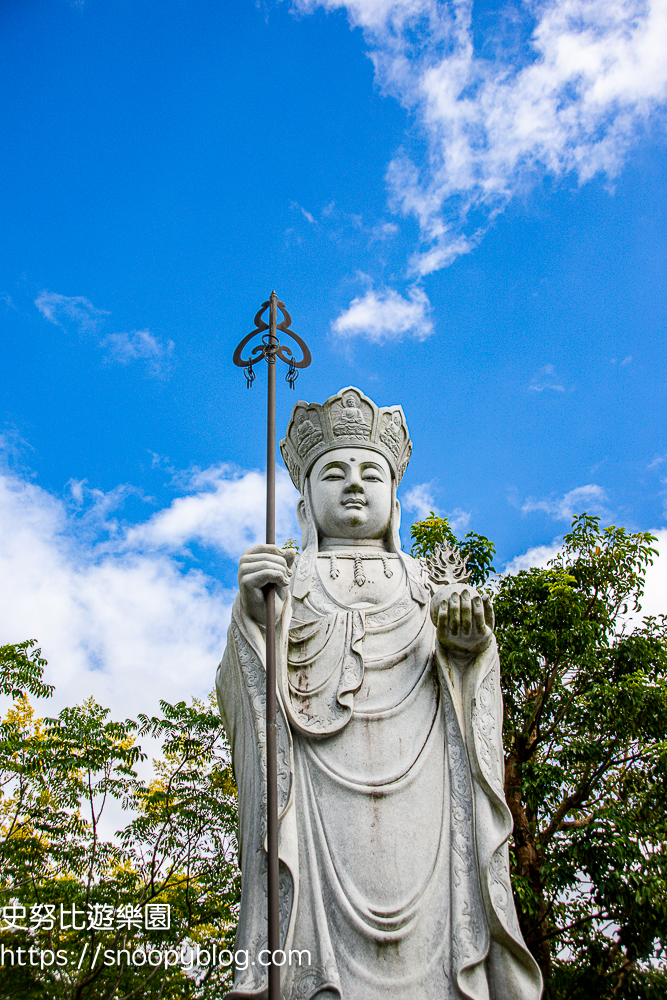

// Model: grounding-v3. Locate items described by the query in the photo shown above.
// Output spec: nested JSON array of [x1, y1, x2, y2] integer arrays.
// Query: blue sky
[[1, 0, 666, 717]]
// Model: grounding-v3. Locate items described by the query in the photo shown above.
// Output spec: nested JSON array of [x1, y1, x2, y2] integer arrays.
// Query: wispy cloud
[[290, 201, 317, 224], [35, 290, 109, 335], [124, 465, 299, 559], [332, 284, 433, 342], [503, 541, 561, 575], [401, 482, 470, 533], [1, 446, 663, 722], [0, 455, 299, 720], [288, 198, 400, 250], [504, 529, 667, 624], [528, 363, 565, 393], [446, 508, 471, 534], [102, 330, 174, 376], [402, 482, 439, 521], [635, 528, 667, 619], [298, 0, 667, 272], [35, 290, 173, 375], [0, 466, 228, 719], [369, 220, 400, 242], [521, 483, 610, 520]]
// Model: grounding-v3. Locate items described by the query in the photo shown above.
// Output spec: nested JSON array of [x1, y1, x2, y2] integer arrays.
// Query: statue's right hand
[[239, 544, 297, 626], [431, 583, 494, 656]]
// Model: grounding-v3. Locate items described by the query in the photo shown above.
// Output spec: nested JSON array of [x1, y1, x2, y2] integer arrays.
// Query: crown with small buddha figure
[[280, 386, 412, 493]]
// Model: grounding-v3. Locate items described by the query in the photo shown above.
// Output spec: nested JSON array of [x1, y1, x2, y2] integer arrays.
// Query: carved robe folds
[[217, 555, 542, 1000]]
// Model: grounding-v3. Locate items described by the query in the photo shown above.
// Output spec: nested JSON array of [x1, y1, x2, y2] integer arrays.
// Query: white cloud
[[297, 0, 432, 32], [402, 482, 438, 520], [640, 528, 667, 620], [124, 465, 299, 559], [35, 290, 109, 335], [447, 508, 471, 534], [1, 450, 661, 731], [290, 201, 317, 224], [521, 483, 610, 520], [102, 330, 174, 375], [401, 482, 470, 532], [369, 220, 400, 242], [503, 529, 667, 622], [35, 290, 172, 374], [529, 363, 565, 393], [0, 460, 298, 722], [332, 284, 433, 342], [503, 541, 561, 575], [298, 0, 667, 271]]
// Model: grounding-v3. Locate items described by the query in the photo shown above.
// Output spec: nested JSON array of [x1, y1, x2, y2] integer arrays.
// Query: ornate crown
[[280, 386, 412, 493]]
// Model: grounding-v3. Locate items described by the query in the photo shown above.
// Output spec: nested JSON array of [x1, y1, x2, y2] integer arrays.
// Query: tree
[[5, 502, 667, 999], [410, 510, 496, 586], [0, 643, 240, 1000], [411, 513, 667, 999], [0, 640, 53, 701]]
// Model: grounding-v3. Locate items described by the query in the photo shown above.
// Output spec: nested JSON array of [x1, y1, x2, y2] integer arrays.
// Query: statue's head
[[280, 388, 412, 569], [309, 446, 393, 544], [281, 386, 411, 494]]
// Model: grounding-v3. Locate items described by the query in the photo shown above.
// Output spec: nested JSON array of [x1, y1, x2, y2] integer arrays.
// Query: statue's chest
[[286, 571, 433, 738], [315, 553, 401, 607]]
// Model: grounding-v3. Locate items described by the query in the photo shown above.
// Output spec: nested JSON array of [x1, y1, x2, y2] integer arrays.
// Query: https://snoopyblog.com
[[0, 943, 312, 972], [0, 902, 311, 973]]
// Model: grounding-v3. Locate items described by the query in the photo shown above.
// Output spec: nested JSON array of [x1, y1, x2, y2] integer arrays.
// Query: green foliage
[[409, 510, 496, 586], [0, 640, 54, 700], [5, 506, 667, 999], [0, 648, 240, 1000], [410, 511, 667, 998]]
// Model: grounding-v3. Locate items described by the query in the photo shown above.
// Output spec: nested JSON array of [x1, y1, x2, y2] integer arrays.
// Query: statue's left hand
[[431, 584, 494, 656]]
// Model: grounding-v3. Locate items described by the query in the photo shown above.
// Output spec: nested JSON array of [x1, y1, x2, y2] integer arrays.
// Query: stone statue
[[217, 387, 543, 1000]]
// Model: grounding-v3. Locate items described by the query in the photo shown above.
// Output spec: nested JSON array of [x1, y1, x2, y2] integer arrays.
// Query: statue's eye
[[322, 471, 345, 481], [362, 473, 382, 482]]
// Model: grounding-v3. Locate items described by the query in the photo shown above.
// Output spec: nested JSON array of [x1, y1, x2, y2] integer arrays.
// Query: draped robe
[[216, 553, 542, 1000]]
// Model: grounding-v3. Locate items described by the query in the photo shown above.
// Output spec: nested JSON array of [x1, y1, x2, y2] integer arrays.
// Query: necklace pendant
[[353, 553, 366, 587]]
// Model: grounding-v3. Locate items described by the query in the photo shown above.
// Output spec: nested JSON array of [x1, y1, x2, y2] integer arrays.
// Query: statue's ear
[[297, 498, 308, 530], [293, 494, 316, 600], [389, 496, 402, 553]]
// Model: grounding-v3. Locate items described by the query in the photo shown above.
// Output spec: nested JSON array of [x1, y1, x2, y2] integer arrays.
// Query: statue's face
[[308, 447, 393, 542]]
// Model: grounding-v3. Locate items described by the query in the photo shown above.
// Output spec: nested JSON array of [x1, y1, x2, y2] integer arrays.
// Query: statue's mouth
[[342, 497, 367, 508]]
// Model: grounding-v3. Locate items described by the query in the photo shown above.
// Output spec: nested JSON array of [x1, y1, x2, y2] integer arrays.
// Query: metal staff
[[233, 292, 311, 999]]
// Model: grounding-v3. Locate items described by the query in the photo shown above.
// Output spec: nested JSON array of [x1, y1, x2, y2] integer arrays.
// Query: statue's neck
[[318, 536, 388, 552]]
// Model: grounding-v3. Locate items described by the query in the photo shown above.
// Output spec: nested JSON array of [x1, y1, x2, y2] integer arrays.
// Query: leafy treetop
[[409, 510, 496, 587], [0, 640, 54, 700], [409, 509, 667, 1000]]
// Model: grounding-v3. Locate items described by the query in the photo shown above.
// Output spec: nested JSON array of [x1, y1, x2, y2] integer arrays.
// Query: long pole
[[265, 291, 280, 1000], [232, 291, 311, 1000]]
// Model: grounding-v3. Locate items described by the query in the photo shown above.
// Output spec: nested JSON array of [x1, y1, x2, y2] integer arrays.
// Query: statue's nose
[[345, 471, 364, 492]]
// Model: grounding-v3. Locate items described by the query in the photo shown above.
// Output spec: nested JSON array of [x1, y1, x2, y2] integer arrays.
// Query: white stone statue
[[217, 387, 543, 1000]]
